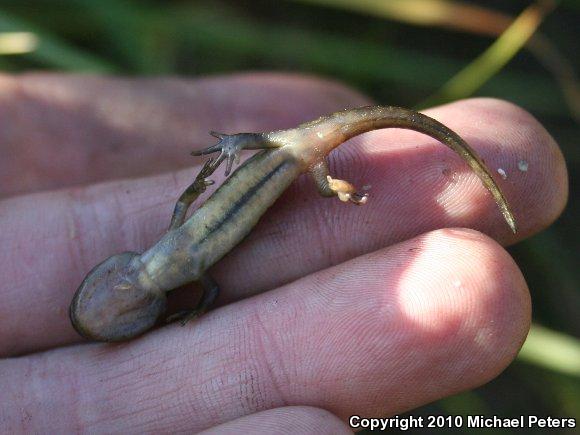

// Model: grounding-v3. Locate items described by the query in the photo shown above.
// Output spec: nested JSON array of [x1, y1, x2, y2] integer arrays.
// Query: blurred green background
[[0, 0, 578, 432]]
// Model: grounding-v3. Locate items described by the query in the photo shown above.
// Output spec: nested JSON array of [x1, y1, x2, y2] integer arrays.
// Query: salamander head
[[69, 252, 166, 342]]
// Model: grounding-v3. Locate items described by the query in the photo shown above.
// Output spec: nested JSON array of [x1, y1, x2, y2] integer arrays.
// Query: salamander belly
[[140, 148, 301, 291]]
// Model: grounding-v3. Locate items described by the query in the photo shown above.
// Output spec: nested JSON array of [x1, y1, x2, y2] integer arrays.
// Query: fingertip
[[396, 228, 531, 381], [426, 98, 569, 240], [478, 98, 568, 234], [199, 406, 352, 435]]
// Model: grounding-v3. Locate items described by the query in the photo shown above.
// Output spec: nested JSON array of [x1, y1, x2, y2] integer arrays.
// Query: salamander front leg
[[309, 160, 368, 205], [166, 274, 220, 325], [169, 158, 217, 231]]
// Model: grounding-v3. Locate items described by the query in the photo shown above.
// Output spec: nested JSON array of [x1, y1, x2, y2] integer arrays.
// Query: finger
[[0, 72, 371, 197], [0, 229, 531, 433], [199, 407, 352, 435], [0, 98, 565, 356], [214, 98, 567, 295]]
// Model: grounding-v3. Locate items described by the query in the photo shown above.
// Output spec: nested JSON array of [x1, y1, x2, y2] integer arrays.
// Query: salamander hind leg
[[327, 176, 368, 205], [309, 160, 368, 205], [191, 131, 281, 175], [166, 273, 220, 325]]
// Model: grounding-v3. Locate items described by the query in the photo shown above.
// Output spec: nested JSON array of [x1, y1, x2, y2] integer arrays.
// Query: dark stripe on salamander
[[196, 158, 291, 245]]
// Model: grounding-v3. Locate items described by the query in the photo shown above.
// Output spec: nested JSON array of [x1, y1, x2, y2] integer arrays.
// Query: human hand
[[0, 73, 567, 433]]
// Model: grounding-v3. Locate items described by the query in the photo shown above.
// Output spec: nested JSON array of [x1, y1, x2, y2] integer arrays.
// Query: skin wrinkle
[[436, 170, 481, 222], [11, 82, 95, 184], [327, 147, 476, 250], [439, 100, 567, 230], [319, 147, 370, 261], [0, 98, 566, 357], [199, 406, 353, 435], [304, 195, 338, 268], [0, 78, 565, 431], [366, 141, 476, 215], [190, 313, 272, 426], [88, 345, 181, 429], [246, 307, 290, 411], [398, 243, 471, 330], [68, 189, 117, 259], [370, 233, 524, 414], [265, 264, 383, 405], [65, 190, 98, 275], [397, 229, 530, 376], [0, 73, 371, 198], [1, 229, 530, 432]]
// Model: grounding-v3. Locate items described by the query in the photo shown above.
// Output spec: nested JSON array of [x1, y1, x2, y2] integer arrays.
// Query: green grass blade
[[0, 31, 37, 55], [0, 9, 117, 72], [518, 324, 580, 378], [68, 0, 176, 74], [170, 6, 568, 116], [420, 1, 555, 107]]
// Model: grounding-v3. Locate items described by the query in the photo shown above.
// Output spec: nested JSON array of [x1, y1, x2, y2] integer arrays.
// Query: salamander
[[69, 105, 517, 342]]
